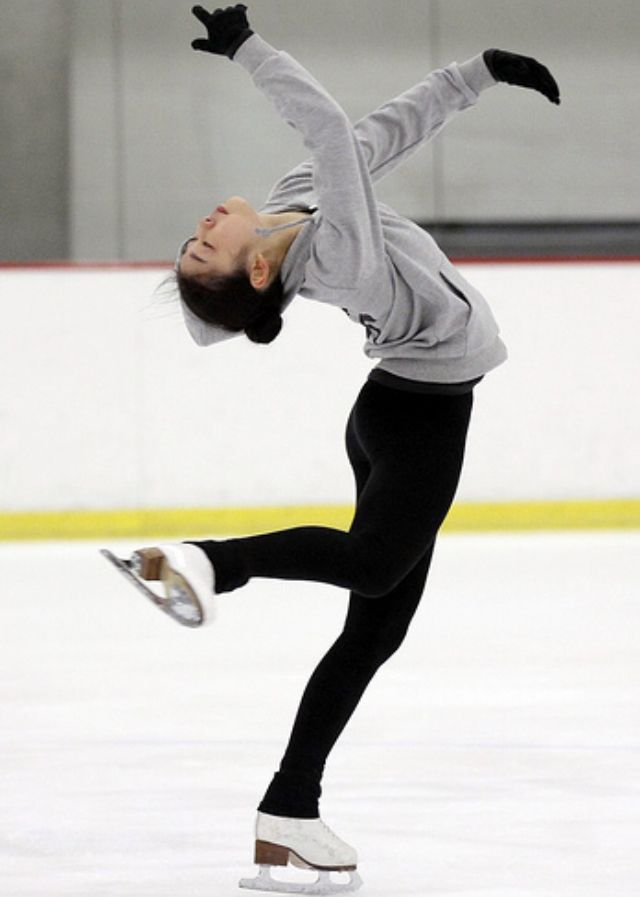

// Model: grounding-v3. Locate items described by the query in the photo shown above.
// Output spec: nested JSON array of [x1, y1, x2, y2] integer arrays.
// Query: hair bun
[[245, 307, 283, 344]]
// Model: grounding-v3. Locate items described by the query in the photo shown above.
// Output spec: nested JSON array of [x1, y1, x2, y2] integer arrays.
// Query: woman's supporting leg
[[257, 542, 435, 818]]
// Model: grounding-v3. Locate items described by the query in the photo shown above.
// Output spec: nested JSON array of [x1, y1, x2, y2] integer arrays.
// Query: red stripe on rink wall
[[453, 256, 640, 265], [0, 260, 174, 270], [1, 256, 639, 270]]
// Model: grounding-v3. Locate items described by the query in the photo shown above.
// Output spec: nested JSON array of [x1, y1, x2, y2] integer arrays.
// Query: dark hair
[[176, 250, 286, 345]]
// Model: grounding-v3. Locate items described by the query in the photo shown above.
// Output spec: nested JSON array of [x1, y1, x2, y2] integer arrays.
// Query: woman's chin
[[227, 195, 254, 213]]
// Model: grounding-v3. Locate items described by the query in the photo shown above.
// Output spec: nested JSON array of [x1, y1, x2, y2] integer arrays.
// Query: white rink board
[[1, 262, 639, 510]]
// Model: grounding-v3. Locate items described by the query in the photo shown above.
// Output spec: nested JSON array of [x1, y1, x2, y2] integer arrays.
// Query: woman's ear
[[249, 253, 272, 292]]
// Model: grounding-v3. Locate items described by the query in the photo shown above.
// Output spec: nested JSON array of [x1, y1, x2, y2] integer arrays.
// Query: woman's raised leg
[[191, 381, 473, 597]]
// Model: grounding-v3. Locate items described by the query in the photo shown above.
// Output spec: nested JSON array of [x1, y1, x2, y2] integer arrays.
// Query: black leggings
[[192, 379, 473, 817]]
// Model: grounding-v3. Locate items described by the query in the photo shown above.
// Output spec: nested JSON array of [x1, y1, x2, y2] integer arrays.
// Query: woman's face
[[179, 196, 259, 279]]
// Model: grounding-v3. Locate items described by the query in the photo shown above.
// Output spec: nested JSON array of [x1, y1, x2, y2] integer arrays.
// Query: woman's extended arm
[[232, 33, 385, 291], [351, 49, 559, 183], [351, 57, 496, 183], [191, 6, 385, 291]]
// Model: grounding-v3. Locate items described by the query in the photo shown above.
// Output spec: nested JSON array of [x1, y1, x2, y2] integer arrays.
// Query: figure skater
[[104, 5, 560, 893]]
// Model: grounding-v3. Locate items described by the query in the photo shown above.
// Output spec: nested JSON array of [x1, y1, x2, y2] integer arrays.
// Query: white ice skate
[[100, 543, 216, 628], [239, 812, 363, 895]]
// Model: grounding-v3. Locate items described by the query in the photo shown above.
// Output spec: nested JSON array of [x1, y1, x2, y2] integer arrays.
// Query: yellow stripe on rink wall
[[0, 499, 639, 541]]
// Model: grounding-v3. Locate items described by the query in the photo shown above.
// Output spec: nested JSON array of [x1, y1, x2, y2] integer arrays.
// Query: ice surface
[[1, 531, 639, 896]]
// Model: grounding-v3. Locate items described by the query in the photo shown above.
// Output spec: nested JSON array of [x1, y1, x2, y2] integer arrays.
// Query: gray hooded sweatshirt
[[181, 33, 508, 385]]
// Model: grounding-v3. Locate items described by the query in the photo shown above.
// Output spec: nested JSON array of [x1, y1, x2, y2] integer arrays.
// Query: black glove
[[483, 49, 561, 105], [191, 4, 254, 59]]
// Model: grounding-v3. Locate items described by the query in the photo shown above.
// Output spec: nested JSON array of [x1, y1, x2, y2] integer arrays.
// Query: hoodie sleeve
[[234, 35, 385, 292], [261, 54, 497, 208], [352, 54, 497, 182]]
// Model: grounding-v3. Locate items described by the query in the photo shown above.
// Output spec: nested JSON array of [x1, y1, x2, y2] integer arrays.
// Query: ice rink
[[1, 530, 639, 897]]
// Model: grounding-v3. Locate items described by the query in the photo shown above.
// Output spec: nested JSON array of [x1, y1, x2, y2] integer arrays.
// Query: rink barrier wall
[[0, 499, 639, 541], [2, 259, 640, 529]]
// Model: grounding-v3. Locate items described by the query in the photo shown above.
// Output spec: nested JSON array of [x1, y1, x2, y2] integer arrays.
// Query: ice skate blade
[[100, 549, 204, 628], [239, 864, 362, 895]]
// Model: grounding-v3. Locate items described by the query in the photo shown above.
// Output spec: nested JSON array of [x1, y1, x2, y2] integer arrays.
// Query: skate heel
[[254, 840, 290, 867], [130, 547, 165, 581]]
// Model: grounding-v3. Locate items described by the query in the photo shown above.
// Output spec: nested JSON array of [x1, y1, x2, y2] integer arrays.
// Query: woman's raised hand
[[191, 4, 254, 59], [483, 49, 561, 105]]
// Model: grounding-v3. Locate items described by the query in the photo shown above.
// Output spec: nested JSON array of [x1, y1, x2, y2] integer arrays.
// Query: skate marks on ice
[[2, 532, 639, 896], [99, 548, 204, 628], [239, 863, 362, 894]]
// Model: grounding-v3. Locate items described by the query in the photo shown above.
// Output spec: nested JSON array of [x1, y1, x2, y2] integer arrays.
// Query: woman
[[115, 5, 560, 892]]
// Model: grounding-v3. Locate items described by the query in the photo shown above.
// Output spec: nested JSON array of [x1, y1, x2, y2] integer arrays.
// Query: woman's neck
[[256, 210, 313, 269]]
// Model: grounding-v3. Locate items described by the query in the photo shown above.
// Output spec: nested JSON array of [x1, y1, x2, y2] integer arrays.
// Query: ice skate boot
[[239, 811, 363, 895], [100, 543, 215, 628]]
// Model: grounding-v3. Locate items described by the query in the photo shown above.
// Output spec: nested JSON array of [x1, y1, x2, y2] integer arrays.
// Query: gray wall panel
[[0, 0, 70, 261], [437, 0, 640, 219], [3, 1, 639, 261], [69, 1, 121, 260]]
